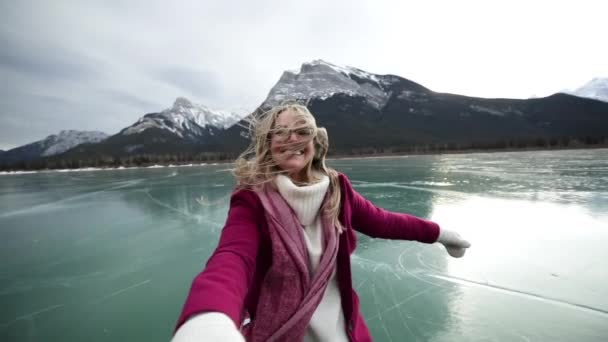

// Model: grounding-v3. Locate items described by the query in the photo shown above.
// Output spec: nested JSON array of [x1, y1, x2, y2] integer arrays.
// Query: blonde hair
[[232, 103, 343, 233]]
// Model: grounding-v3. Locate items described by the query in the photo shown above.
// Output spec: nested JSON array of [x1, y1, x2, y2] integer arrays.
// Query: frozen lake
[[1, 149, 607, 341]]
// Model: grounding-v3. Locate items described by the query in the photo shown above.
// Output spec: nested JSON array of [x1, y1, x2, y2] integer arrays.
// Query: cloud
[[101, 89, 163, 113], [0, 0, 606, 149], [0, 36, 100, 83], [155, 66, 223, 102]]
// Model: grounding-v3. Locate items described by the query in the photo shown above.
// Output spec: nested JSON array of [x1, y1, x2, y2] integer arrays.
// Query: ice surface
[[1, 150, 607, 341]]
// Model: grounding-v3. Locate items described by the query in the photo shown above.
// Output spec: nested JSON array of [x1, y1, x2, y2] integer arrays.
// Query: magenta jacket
[[175, 173, 440, 341]]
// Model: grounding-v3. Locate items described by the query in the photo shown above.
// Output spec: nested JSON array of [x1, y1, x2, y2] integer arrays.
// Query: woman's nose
[[286, 131, 300, 142]]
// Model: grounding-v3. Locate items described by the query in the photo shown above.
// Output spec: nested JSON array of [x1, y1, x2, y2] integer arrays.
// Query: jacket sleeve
[[174, 189, 263, 332], [344, 175, 440, 243]]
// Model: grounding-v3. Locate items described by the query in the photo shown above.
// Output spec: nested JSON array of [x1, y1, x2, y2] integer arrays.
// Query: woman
[[172, 104, 470, 342]]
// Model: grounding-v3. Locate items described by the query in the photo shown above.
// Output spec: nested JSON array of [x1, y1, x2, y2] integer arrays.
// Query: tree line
[[1, 135, 606, 171], [337, 136, 607, 156]]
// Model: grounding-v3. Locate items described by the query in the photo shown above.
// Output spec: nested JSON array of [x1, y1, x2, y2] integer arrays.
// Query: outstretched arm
[[346, 177, 470, 257], [173, 190, 263, 340], [350, 186, 440, 243]]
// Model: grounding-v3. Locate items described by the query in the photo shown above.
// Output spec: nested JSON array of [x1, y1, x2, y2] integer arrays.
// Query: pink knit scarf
[[242, 185, 338, 342]]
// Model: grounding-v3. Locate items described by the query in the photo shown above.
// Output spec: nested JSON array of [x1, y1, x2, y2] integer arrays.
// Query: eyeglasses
[[271, 126, 314, 140]]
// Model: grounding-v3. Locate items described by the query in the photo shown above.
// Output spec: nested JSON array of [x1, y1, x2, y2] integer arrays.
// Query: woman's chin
[[279, 161, 307, 176], [275, 151, 313, 179], [282, 164, 304, 174]]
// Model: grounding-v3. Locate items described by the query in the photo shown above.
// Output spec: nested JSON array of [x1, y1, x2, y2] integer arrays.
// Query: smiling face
[[270, 109, 315, 183]]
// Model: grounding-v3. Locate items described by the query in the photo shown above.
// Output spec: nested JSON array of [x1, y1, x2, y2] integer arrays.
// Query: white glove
[[172, 312, 245, 342], [437, 229, 471, 258]]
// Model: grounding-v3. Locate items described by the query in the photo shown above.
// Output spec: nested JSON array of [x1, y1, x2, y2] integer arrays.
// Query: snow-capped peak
[[305, 59, 381, 83], [165, 97, 249, 129], [41, 130, 109, 156], [563, 77, 608, 103], [263, 59, 391, 109], [173, 96, 194, 108], [122, 97, 249, 138]]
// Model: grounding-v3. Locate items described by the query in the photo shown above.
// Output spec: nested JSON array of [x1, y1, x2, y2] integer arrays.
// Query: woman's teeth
[[282, 149, 304, 155]]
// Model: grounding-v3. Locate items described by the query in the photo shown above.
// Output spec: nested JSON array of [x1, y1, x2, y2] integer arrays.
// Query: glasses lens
[[272, 126, 313, 140], [273, 128, 289, 138], [296, 127, 313, 136]]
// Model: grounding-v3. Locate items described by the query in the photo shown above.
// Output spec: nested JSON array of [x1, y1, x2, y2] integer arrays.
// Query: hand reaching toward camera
[[172, 312, 244, 342], [437, 229, 471, 258]]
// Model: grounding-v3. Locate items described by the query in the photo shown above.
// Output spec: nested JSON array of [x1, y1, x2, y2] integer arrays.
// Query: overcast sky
[[1, 0, 606, 150]]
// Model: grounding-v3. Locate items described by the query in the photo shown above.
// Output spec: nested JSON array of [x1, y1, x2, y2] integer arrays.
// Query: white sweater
[[275, 174, 349, 342], [172, 174, 348, 342]]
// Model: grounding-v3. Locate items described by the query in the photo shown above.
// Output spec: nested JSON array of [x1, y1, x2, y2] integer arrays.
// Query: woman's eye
[[296, 128, 312, 136], [275, 128, 289, 137]]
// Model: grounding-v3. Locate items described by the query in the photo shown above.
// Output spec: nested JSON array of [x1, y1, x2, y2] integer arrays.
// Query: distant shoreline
[[328, 145, 608, 161], [0, 162, 220, 175], [1, 145, 607, 175]]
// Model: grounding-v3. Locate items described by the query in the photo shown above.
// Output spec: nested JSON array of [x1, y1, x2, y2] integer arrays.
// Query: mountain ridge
[[2, 60, 607, 170], [0, 130, 109, 164], [563, 78, 608, 103]]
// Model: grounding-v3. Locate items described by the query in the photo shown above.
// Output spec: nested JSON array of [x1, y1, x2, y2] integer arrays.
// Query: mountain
[[563, 78, 608, 103], [55, 97, 249, 159], [0, 130, 108, 164], [262, 60, 411, 110], [3, 61, 608, 169], [122, 97, 245, 139], [220, 60, 608, 154], [41, 130, 109, 156]]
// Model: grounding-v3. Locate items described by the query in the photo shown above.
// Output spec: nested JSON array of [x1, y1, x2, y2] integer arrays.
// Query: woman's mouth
[[281, 148, 304, 156]]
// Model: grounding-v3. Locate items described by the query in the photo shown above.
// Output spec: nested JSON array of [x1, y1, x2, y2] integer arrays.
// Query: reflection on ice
[[430, 196, 608, 311], [352, 180, 465, 198], [410, 181, 455, 187], [425, 196, 608, 340], [348, 190, 608, 340], [0, 178, 144, 218], [428, 273, 608, 317]]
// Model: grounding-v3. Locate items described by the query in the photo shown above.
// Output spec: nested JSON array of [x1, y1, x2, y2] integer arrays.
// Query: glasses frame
[[270, 126, 315, 141]]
